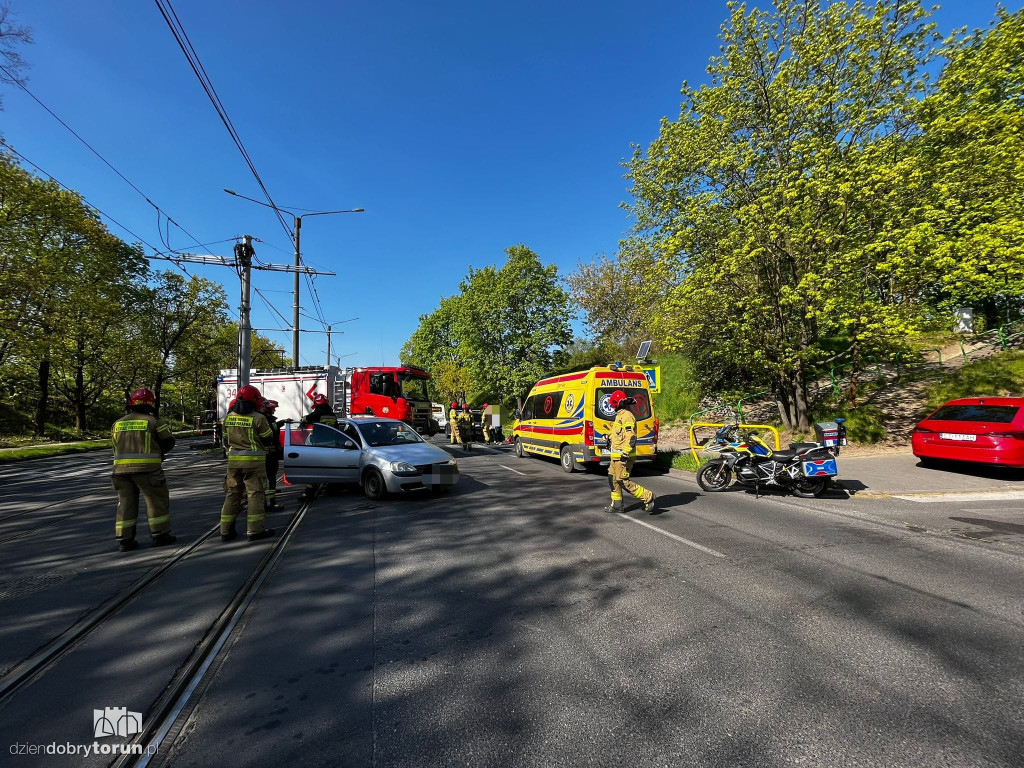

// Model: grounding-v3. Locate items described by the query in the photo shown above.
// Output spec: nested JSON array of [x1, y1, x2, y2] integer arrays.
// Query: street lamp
[[224, 188, 364, 367]]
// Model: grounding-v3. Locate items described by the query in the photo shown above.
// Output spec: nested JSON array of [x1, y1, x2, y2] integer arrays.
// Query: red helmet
[[237, 385, 262, 404], [450, 402, 457, 409], [129, 387, 156, 407], [608, 390, 627, 410], [261, 399, 278, 413], [482, 403, 489, 409], [462, 404, 470, 411], [312, 393, 329, 406]]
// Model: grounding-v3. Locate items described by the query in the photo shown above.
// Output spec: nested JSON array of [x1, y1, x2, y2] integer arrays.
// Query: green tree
[[402, 245, 573, 407], [905, 7, 1024, 326], [626, 0, 939, 428], [139, 271, 229, 413], [456, 244, 573, 405]]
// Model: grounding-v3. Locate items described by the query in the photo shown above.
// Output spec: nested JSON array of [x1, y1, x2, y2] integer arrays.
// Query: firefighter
[[299, 393, 338, 501], [220, 384, 276, 542], [604, 390, 656, 514], [449, 402, 461, 445], [480, 403, 493, 444], [111, 387, 177, 552], [301, 393, 338, 427], [457, 403, 473, 450], [261, 399, 284, 512]]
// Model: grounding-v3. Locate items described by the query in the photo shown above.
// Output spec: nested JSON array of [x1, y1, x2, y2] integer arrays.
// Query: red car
[[912, 397, 1024, 468]]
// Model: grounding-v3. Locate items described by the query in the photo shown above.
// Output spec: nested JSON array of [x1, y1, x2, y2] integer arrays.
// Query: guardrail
[[688, 422, 781, 466]]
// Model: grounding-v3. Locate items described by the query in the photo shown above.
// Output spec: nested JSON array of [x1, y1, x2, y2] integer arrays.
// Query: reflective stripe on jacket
[[225, 412, 274, 462], [112, 413, 172, 474], [609, 410, 638, 460]]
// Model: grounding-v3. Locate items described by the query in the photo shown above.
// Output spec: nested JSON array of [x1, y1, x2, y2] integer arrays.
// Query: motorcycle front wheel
[[697, 461, 733, 492], [792, 477, 829, 498]]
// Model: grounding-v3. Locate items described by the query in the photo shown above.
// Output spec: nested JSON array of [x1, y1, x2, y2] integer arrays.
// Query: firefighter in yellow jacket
[[449, 402, 462, 445], [605, 390, 656, 514], [221, 384, 276, 542], [111, 387, 177, 552]]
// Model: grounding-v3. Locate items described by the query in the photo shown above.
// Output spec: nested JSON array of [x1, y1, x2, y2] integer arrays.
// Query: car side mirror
[[341, 439, 358, 450]]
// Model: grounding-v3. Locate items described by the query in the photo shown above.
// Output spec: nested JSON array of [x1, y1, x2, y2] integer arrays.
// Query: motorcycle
[[696, 424, 840, 498]]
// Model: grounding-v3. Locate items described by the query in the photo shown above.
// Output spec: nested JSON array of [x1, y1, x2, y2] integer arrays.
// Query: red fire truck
[[217, 365, 435, 433]]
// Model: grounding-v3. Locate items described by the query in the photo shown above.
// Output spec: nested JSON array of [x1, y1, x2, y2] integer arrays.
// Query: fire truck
[[216, 365, 435, 433]]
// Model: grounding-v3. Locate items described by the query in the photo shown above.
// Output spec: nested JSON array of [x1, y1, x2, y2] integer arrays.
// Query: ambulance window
[[536, 391, 563, 420], [595, 387, 651, 420], [520, 396, 535, 421]]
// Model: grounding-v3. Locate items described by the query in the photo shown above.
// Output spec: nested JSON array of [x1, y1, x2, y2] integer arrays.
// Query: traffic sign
[[641, 366, 661, 394]]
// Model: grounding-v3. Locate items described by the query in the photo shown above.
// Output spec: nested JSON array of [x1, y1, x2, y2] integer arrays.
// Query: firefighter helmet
[[450, 402, 457, 409], [311, 393, 329, 406], [128, 387, 156, 407], [237, 385, 262, 404], [462, 403, 470, 411], [261, 399, 278, 413]]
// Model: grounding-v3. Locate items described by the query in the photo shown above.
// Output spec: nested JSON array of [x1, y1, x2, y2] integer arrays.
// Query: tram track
[[112, 499, 311, 767], [0, 496, 311, 728]]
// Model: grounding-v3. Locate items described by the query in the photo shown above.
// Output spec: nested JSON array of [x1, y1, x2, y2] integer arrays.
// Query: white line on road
[[622, 515, 726, 558], [893, 491, 1024, 503], [499, 464, 528, 476]]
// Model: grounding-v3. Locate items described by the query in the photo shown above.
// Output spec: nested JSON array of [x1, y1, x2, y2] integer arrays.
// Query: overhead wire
[[153, 0, 294, 243], [0, 62, 215, 257]]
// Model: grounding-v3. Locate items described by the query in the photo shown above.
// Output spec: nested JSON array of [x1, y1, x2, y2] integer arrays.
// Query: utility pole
[[149, 239, 335, 387], [235, 235, 254, 387], [293, 217, 302, 368]]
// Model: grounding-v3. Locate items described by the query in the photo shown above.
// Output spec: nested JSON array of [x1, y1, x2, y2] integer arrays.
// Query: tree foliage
[[402, 245, 573, 407], [570, 0, 1024, 429]]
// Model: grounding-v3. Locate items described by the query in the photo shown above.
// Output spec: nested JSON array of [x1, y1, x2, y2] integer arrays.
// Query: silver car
[[281, 416, 460, 500]]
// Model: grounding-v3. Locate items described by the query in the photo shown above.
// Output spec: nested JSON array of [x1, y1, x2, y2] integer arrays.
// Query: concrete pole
[[238, 235, 253, 387]]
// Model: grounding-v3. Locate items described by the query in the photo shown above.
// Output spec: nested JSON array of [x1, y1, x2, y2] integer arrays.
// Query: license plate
[[939, 433, 977, 442], [802, 459, 837, 477]]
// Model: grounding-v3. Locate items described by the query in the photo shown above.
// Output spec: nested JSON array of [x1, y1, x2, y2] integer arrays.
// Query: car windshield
[[357, 421, 424, 446], [399, 374, 429, 402], [929, 404, 1019, 423]]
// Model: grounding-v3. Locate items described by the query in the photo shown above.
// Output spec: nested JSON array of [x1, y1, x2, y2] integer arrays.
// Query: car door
[[283, 422, 362, 484]]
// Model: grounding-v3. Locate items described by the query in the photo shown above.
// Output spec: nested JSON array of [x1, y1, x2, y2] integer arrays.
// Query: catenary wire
[[0, 62, 215, 256], [153, 0, 294, 243]]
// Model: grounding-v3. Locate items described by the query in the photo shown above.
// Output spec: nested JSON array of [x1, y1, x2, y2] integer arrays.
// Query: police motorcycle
[[696, 419, 846, 498]]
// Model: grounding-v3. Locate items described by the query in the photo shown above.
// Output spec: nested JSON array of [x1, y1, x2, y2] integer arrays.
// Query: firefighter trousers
[[265, 455, 280, 507], [221, 465, 268, 535], [608, 458, 653, 507], [113, 470, 171, 542]]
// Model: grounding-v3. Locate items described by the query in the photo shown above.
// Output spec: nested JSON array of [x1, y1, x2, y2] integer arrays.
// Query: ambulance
[[512, 364, 659, 472]]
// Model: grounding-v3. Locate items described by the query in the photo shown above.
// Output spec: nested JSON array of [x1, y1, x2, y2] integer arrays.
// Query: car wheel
[[560, 445, 578, 473], [514, 438, 525, 458], [363, 468, 386, 500]]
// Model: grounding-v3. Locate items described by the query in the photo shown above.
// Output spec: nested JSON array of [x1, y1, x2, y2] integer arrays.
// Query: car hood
[[367, 443, 453, 465]]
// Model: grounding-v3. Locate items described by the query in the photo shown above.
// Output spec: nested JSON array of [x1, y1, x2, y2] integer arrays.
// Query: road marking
[[499, 464, 528, 476], [893, 491, 1024, 503], [622, 516, 726, 558], [959, 507, 1024, 513]]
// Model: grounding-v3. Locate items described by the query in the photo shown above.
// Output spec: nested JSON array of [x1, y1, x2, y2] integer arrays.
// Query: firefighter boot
[[248, 528, 276, 542], [118, 538, 138, 553], [153, 533, 177, 547], [644, 493, 657, 514], [603, 503, 625, 514]]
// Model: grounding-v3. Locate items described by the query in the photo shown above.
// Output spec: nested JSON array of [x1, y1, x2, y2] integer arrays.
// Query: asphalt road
[[1, 438, 1022, 767]]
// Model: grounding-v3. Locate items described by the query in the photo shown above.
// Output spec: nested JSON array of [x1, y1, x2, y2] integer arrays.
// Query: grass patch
[[0, 440, 112, 462], [654, 449, 704, 473], [651, 354, 702, 422], [922, 350, 1024, 415]]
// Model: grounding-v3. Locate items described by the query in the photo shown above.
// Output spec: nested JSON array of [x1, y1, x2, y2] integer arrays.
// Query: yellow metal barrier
[[688, 422, 781, 465]]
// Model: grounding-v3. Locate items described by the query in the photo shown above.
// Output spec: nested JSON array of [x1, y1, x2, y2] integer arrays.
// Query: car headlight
[[446, 458, 457, 467], [390, 461, 419, 475]]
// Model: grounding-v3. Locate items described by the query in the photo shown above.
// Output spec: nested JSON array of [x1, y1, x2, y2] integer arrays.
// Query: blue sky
[[1, 0, 1014, 367]]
